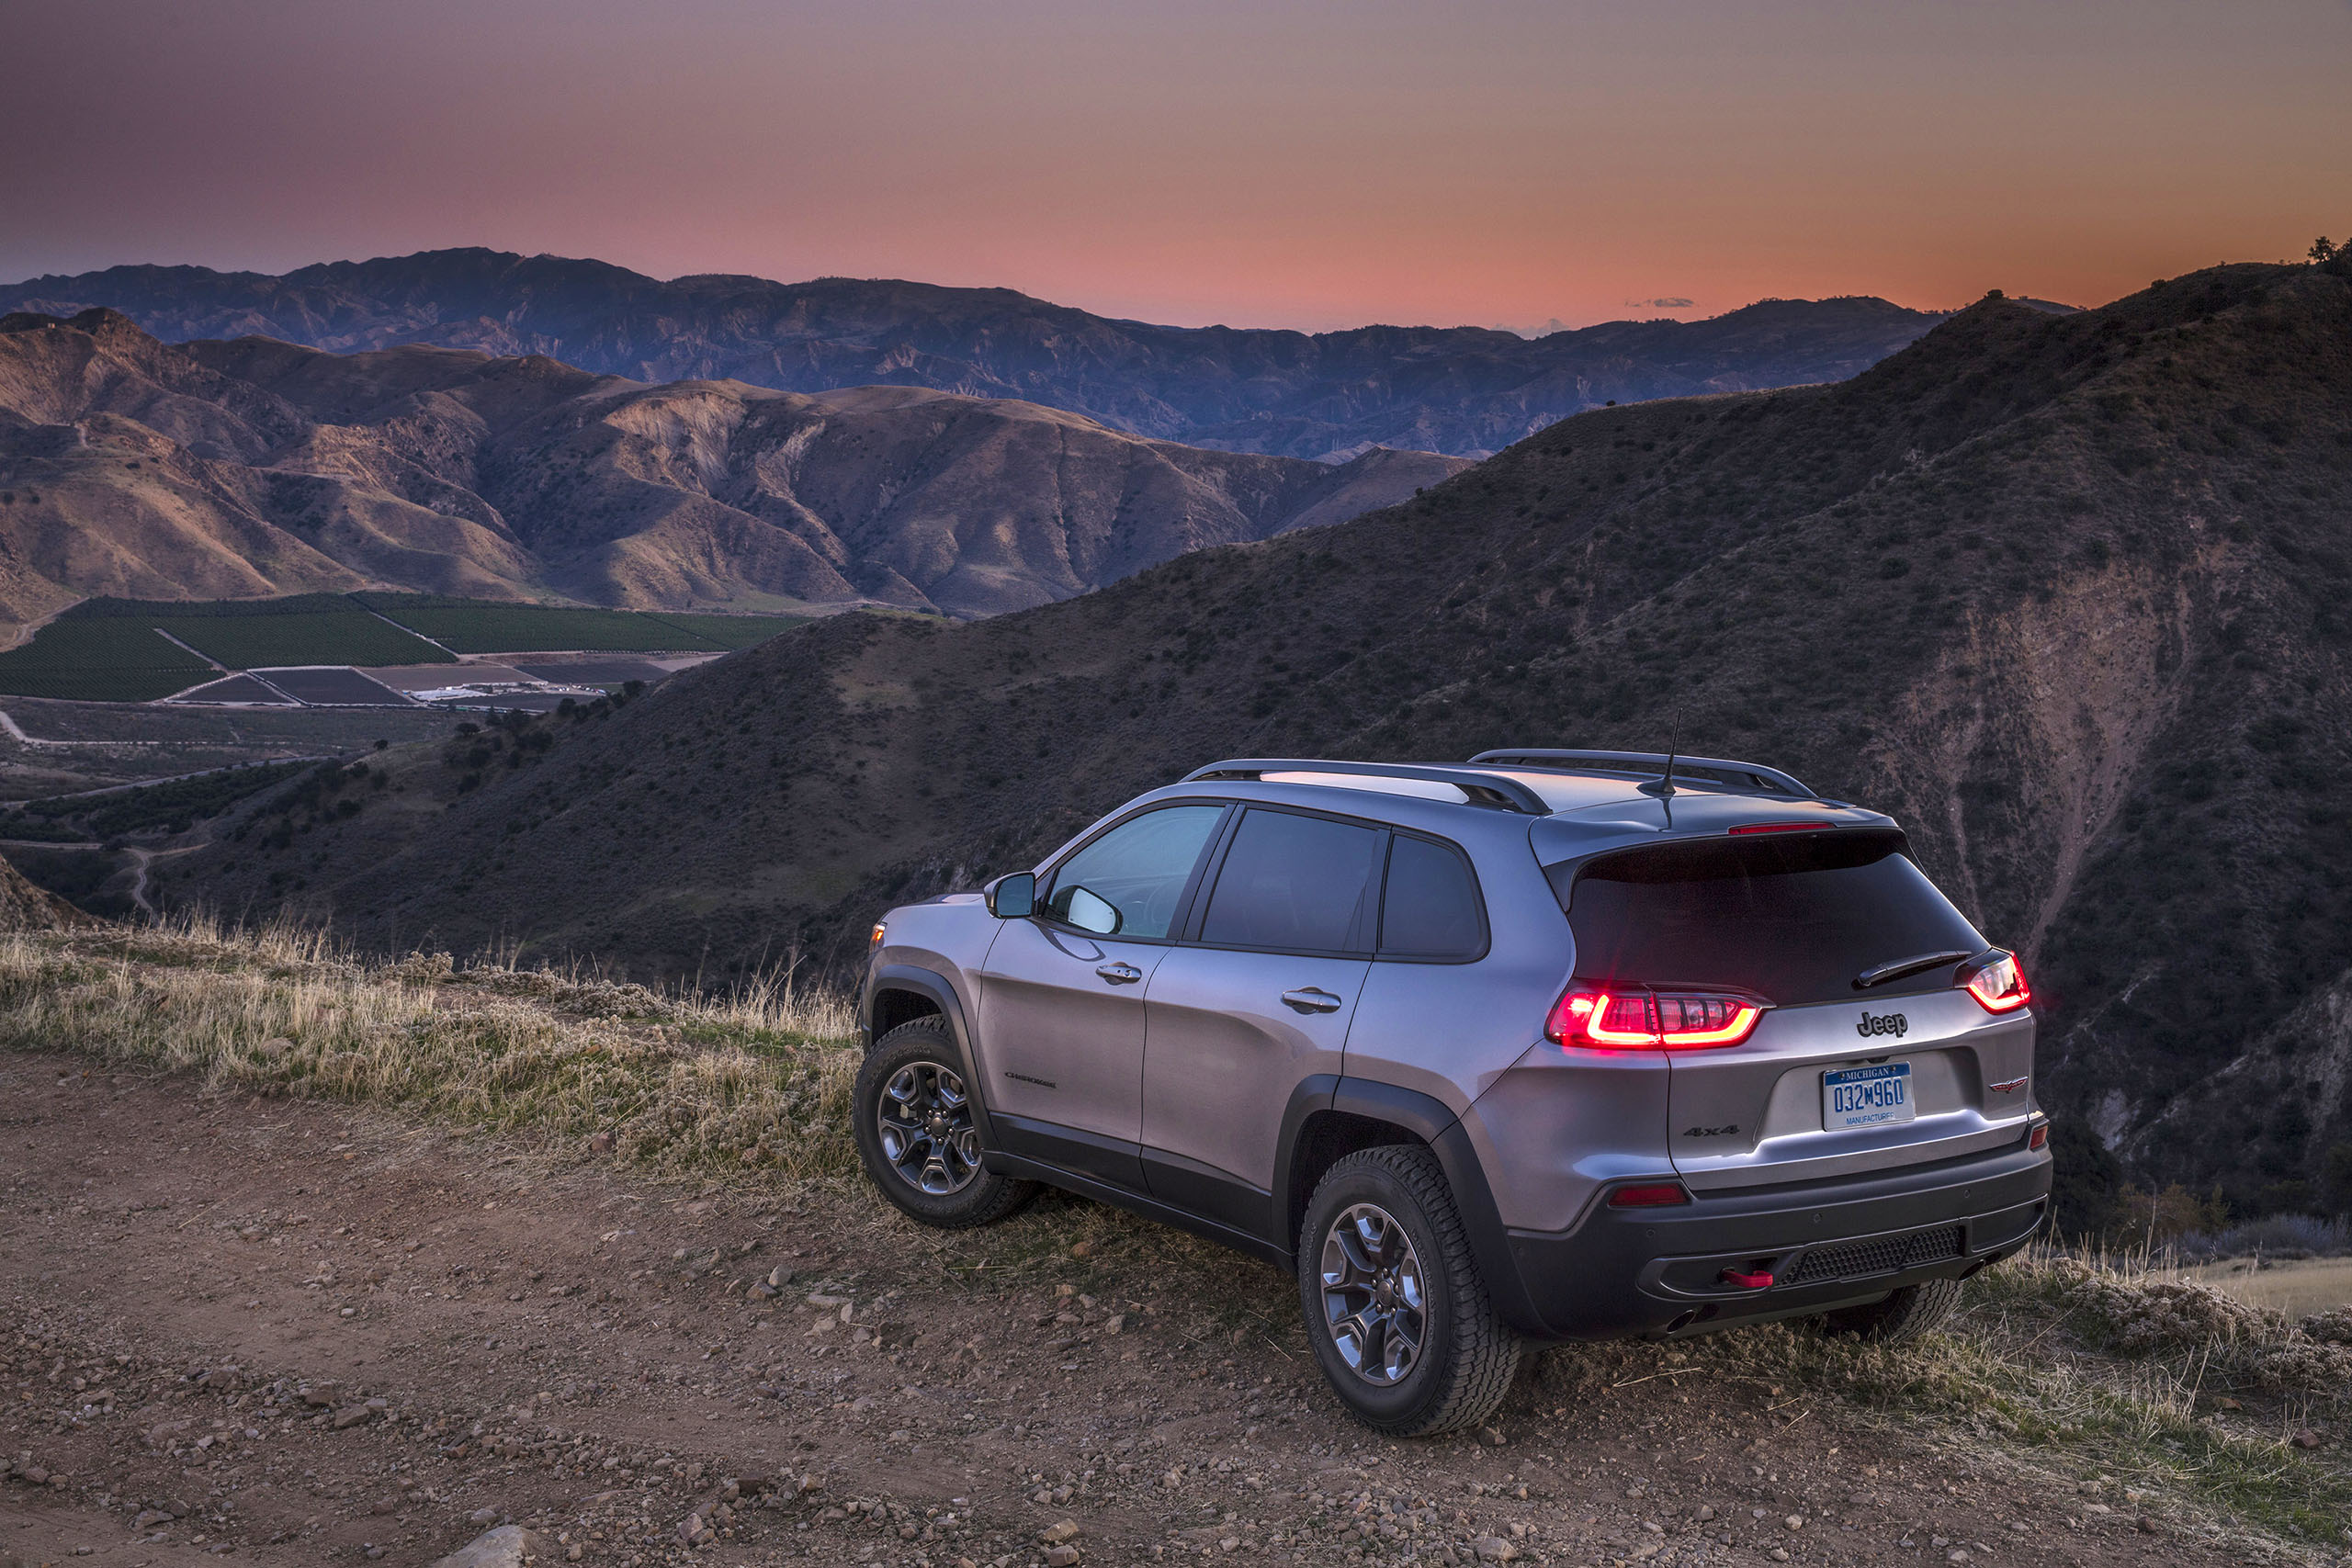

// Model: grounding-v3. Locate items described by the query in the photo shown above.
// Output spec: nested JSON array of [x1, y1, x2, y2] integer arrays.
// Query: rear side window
[[1378, 835, 1486, 960], [1554, 830, 1985, 1006], [1201, 808, 1381, 952]]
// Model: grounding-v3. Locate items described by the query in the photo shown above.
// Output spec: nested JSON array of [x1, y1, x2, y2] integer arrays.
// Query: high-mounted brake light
[[1546, 987, 1763, 1050], [1608, 1182, 1691, 1208], [1958, 951, 2031, 1014], [1727, 821, 1820, 836]]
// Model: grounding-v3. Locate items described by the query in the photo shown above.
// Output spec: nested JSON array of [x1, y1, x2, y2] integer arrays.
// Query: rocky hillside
[[0, 248, 1951, 460], [164, 262, 2352, 1206], [0, 310, 1459, 622]]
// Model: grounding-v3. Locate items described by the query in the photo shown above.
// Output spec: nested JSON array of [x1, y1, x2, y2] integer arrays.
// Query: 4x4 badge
[[1856, 1010, 1909, 1038], [1682, 1124, 1740, 1138]]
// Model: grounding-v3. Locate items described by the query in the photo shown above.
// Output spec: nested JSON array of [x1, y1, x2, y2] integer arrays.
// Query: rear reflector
[[1608, 1182, 1692, 1208], [2029, 1122, 2050, 1151], [1727, 821, 1821, 835], [1547, 988, 1764, 1050], [1958, 951, 2031, 1014]]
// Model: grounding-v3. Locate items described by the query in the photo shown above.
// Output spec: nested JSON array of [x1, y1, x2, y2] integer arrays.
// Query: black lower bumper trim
[[1500, 1142, 2053, 1341]]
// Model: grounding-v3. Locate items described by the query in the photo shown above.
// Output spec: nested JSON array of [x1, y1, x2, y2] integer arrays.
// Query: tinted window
[[1556, 829, 1985, 1006], [1201, 809, 1381, 952], [1379, 835, 1486, 959], [1046, 805, 1225, 939]]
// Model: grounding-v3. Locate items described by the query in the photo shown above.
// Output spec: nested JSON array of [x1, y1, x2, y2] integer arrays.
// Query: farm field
[[0, 593, 807, 703], [159, 609, 451, 670], [355, 593, 803, 653], [0, 618, 218, 701]]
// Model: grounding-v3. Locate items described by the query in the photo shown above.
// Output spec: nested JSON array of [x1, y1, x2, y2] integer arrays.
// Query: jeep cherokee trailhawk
[[854, 750, 2051, 1434]]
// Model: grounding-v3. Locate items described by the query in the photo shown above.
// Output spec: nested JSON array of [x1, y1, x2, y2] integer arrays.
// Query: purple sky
[[7, 0, 2347, 330]]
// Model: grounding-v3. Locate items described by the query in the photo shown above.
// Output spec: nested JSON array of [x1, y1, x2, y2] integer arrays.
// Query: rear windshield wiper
[[1852, 950, 1973, 990]]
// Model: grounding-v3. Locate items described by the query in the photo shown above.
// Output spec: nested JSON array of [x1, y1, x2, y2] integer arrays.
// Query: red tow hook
[[1720, 1268, 1774, 1291]]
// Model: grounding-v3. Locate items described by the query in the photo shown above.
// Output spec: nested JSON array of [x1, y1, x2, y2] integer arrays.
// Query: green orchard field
[[354, 594, 804, 654]]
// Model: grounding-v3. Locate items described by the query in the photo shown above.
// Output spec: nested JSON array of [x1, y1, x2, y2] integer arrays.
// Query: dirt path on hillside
[[0, 1055, 2284, 1568]]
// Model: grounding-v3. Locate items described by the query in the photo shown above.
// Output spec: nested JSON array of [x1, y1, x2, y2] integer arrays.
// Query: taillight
[[1727, 821, 1819, 835], [1958, 951, 2030, 1013], [1546, 987, 1763, 1050], [1608, 1181, 1691, 1208]]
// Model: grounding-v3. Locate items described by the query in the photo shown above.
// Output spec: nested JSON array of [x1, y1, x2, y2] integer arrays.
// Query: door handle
[[1282, 987, 1343, 1014], [1095, 962, 1143, 985]]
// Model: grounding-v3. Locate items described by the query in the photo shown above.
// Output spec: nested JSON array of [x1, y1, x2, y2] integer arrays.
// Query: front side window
[[1046, 805, 1225, 939], [1200, 808, 1382, 953]]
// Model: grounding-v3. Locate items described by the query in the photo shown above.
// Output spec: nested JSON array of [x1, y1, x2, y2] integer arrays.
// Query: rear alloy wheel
[[1297, 1145, 1521, 1436], [854, 1018, 1036, 1228], [1810, 1277, 1963, 1343]]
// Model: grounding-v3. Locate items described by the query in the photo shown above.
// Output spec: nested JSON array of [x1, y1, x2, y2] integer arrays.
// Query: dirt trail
[[0, 1055, 2262, 1568]]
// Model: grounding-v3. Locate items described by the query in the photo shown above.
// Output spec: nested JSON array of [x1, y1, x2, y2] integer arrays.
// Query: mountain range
[[1, 249, 1956, 460], [161, 260, 2352, 1208], [0, 309, 1462, 621]]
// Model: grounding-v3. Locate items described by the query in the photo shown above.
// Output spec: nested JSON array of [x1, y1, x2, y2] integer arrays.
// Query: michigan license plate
[[1823, 1062, 1914, 1130]]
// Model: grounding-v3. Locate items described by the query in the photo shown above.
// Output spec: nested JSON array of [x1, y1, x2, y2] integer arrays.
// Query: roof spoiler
[[1182, 759, 1550, 815], [1468, 748, 1815, 799]]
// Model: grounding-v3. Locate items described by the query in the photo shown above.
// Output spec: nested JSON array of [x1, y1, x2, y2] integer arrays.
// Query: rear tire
[[1297, 1145, 1522, 1436], [1811, 1278, 1963, 1343], [854, 1018, 1037, 1229]]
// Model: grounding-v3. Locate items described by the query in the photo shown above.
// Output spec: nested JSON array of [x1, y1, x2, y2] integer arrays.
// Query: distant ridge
[[0, 309, 1462, 621], [0, 248, 1950, 460]]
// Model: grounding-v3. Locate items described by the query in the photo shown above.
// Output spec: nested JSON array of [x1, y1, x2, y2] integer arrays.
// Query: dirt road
[[0, 1054, 2271, 1568]]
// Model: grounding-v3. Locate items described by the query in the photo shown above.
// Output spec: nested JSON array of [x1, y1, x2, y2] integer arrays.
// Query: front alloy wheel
[[1320, 1202, 1427, 1384], [876, 1060, 979, 1196], [853, 1016, 1037, 1229]]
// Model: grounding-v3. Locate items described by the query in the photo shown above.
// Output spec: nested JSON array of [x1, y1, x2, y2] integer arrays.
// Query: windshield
[[1549, 829, 1987, 1006]]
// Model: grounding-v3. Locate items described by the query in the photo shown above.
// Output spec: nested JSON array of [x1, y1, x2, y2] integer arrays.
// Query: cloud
[[1625, 297, 1695, 310]]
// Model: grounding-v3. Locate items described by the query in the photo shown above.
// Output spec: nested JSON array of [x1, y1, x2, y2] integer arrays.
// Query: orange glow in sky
[[6, 0, 2346, 331]]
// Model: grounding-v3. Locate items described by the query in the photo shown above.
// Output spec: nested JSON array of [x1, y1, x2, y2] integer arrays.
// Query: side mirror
[[987, 872, 1036, 919]]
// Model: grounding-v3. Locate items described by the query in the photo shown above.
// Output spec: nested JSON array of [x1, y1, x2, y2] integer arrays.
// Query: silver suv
[[854, 751, 2051, 1434]]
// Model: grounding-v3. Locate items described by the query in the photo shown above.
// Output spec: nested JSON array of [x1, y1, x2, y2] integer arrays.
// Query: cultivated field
[[0, 917, 2347, 1567], [356, 595, 804, 655], [0, 619, 216, 701]]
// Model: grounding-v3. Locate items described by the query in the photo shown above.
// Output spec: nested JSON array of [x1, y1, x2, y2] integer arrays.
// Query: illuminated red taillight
[[1608, 1182, 1691, 1208], [1546, 987, 1763, 1050], [1727, 821, 1820, 836], [1958, 951, 2030, 1014]]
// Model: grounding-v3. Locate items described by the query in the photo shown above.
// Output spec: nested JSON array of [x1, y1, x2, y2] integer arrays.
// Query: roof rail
[[1182, 759, 1551, 815], [1468, 748, 1814, 799]]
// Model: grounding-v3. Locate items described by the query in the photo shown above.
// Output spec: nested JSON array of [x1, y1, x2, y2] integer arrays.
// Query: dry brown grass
[[0, 911, 862, 1183]]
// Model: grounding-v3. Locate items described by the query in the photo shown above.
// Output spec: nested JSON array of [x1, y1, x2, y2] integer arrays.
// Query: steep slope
[[0, 312, 1460, 622], [168, 263, 2352, 1206], [2, 249, 1950, 459]]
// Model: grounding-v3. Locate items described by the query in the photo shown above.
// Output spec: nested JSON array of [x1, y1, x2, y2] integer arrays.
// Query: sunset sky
[[7, 0, 2346, 332]]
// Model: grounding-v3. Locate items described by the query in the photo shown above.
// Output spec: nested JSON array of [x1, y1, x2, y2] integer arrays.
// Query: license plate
[[1823, 1062, 1914, 1130]]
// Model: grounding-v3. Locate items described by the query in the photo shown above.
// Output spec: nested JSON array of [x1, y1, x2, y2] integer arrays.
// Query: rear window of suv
[[1548, 829, 1986, 1007]]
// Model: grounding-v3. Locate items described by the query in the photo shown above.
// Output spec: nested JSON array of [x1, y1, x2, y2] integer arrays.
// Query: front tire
[[1297, 1145, 1521, 1436], [854, 1018, 1036, 1229], [1810, 1277, 1963, 1343]]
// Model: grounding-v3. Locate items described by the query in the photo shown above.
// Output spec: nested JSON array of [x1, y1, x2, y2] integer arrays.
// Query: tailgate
[[1666, 990, 2035, 1190]]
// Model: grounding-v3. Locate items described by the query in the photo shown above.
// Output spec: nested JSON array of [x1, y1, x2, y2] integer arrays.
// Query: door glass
[[1046, 805, 1225, 939], [1200, 809, 1382, 953], [1379, 835, 1485, 958]]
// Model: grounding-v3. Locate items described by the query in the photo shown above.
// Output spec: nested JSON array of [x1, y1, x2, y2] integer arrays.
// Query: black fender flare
[[1273, 1076, 1548, 1337], [864, 963, 999, 1151]]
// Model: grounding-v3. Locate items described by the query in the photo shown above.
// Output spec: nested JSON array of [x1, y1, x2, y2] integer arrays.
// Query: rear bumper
[[1495, 1139, 2052, 1341]]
